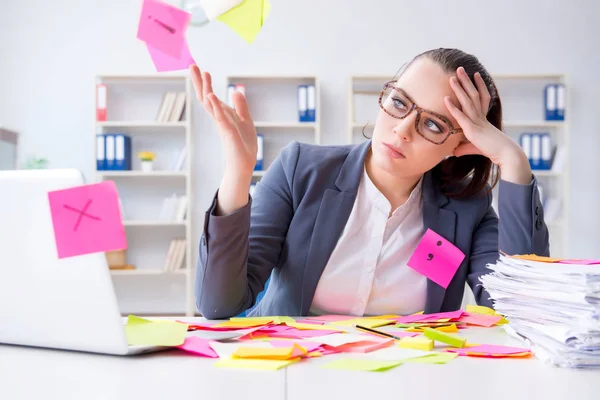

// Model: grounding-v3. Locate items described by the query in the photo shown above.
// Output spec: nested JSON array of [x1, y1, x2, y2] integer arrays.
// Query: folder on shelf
[[96, 134, 106, 171], [96, 84, 107, 122], [114, 134, 132, 171], [105, 134, 116, 170], [540, 133, 552, 170], [544, 84, 557, 121], [169, 92, 186, 122], [307, 84, 316, 122], [520, 133, 532, 167], [297, 85, 308, 122], [556, 84, 565, 121], [530, 134, 541, 170], [255, 133, 264, 171]]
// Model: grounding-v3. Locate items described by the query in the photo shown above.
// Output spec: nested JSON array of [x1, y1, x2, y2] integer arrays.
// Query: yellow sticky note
[[434, 324, 458, 333], [398, 337, 434, 351], [230, 316, 296, 325], [466, 305, 496, 315], [363, 314, 401, 320], [404, 352, 458, 364], [215, 357, 299, 370], [124, 315, 188, 346], [332, 318, 394, 329], [423, 328, 467, 348], [233, 344, 306, 360], [217, 0, 272, 44], [213, 319, 272, 328], [286, 322, 344, 331], [322, 358, 403, 372]]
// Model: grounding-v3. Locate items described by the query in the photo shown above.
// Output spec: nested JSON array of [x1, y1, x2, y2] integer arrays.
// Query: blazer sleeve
[[467, 177, 550, 307], [195, 141, 300, 319]]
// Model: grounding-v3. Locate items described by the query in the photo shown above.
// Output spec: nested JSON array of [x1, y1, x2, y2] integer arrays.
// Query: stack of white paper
[[480, 255, 600, 368]]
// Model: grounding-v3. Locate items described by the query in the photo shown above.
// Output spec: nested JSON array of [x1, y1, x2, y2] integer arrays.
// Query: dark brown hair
[[370, 48, 501, 199]]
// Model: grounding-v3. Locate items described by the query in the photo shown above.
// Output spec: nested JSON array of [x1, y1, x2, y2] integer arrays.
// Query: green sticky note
[[125, 315, 188, 346], [217, 0, 272, 44], [404, 352, 458, 364], [322, 358, 403, 372], [423, 327, 467, 348]]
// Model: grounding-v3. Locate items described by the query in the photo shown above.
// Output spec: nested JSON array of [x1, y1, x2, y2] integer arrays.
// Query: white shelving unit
[[348, 74, 569, 257], [94, 74, 196, 316], [226, 75, 320, 183]]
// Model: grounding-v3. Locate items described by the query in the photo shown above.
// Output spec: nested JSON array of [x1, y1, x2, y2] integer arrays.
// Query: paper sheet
[[124, 315, 188, 346]]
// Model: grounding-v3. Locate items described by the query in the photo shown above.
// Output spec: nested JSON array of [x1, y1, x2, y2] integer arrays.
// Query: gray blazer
[[196, 140, 549, 319]]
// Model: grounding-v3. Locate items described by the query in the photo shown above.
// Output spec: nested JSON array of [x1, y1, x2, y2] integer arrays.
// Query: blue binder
[[307, 85, 316, 122], [105, 134, 116, 170], [556, 84, 565, 121], [540, 133, 552, 170], [96, 134, 106, 171], [297, 85, 308, 122], [255, 133, 264, 171], [114, 134, 132, 171], [544, 84, 558, 121]]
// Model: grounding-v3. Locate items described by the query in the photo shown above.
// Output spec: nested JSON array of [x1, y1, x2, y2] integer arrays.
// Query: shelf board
[[503, 121, 565, 128], [98, 171, 188, 178], [254, 121, 316, 129], [123, 220, 187, 227], [227, 75, 318, 81], [110, 269, 186, 276], [96, 121, 187, 128]]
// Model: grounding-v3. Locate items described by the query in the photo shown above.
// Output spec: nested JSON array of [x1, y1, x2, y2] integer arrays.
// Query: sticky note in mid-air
[[137, 0, 191, 58], [147, 39, 195, 72], [48, 181, 126, 259], [217, 0, 271, 44], [407, 229, 465, 288], [125, 315, 188, 346]]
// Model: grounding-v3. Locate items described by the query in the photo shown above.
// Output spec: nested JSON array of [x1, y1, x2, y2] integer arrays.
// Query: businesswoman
[[192, 48, 549, 319]]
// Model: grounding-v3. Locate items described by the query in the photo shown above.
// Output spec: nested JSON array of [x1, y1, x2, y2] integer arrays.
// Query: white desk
[[1, 324, 598, 400]]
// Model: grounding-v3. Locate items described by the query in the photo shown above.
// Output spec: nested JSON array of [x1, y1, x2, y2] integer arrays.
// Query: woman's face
[[371, 57, 466, 179]]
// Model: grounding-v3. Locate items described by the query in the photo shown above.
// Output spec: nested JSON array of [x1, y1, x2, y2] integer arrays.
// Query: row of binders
[[156, 92, 187, 122], [519, 133, 565, 171], [163, 238, 187, 271], [96, 134, 131, 171], [544, 84, 566, 121], [159, 194, 188, 222], [226, 84, 317, 123]]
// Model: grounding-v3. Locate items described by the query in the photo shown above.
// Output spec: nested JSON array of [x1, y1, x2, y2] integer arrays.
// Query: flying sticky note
[[404, 352, 458, 364], [423, 328, 466, 348], [125, 315, 188, 346], [398, 337, 434, 351], [215, 357, 300, 370], [217, 0, 271, 44], [199, 0, 244, 20], [48, 181, 127, 259], [407, 229, 465, 289], [147, 39, 195, 72], [137, 0, 191, 58], [322, 358, 403, 372], [177, 336, 219, 357]]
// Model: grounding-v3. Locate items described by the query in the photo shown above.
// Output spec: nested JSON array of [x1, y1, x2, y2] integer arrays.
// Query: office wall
[[1, 0, 599, 312]]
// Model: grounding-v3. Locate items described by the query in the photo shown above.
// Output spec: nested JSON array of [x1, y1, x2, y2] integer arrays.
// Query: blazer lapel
[[300, 140, 372, 315], [422, 172, 457, 313]]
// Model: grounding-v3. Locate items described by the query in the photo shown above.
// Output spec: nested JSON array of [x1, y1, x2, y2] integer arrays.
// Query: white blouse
[[309, 168, 427, 316]]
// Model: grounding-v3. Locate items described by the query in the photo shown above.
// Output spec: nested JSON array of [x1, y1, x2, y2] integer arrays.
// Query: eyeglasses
[[378, 81, 463, 145]]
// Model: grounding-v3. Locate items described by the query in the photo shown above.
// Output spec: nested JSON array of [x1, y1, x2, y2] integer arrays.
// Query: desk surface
[[1, 320, 599, 400]]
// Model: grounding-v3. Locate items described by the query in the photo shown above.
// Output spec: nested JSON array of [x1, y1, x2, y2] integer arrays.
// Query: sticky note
[[125, 315, 188, 346], [199, 0, 244, 20], [398, 337, 434, 351], [209, 341, 273, 359], [395, 310, 464, 324], [404, 352, 458, 364], [137, 0, 191, 58], [466, 305, 496, 315], [229, 316, 295, 325], [147, 39, 195, 72], [558, 259, 600, 265], [511, 254, 562, 263], [268, 328, 341, 340], [177, 336, 218, 358], [423, 328, 466, 348], [459, 313, 503, 327], [303, 315, 356, 323], [48, 181, 127, 259], [434, 324, 458, 333], [309, 333, 376, 347], [322, 358, 403, 372], [336, 339, 394, 353], [332, 318, 394, 329], [215, 357, 299, 370], [213, 319, 274, 328], [233, 344, 306, 360], [217, 0, 271, 44], [285, 322, 344, 331], [447, 344, 530, 357], [269, 340, 322, 354], [407, 229, 465, 288]]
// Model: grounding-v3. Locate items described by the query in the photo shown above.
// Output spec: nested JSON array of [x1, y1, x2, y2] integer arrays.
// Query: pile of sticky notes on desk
[[124, 305, 530, 372]]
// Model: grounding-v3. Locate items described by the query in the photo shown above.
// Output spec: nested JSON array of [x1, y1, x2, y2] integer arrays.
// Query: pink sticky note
[[177, 336, 219, 358], [395, 310, 464, 324], [137, 0, 191, 58], [147, 39, 195, 72], [269, 328, 341, 339], [337, 339, 395, 353], [407, 229, 465, 289], [458, 313, 502, 328], [558, 259, 600, 265], [294, 319, 325, 325], [448, 344, 530, 356], [48, 181, 127, 259]]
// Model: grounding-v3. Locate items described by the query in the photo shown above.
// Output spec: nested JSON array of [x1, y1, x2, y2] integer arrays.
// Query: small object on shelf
[[544, 84, 565, 121], [109, 264, 136, 271], [254, 133, 264, 171], [307, 84, 316, 122], [96, 83, 107, 121], [138, 151, 156, 172], [297, 85, 308, 122], [106, 249, 127, 267]]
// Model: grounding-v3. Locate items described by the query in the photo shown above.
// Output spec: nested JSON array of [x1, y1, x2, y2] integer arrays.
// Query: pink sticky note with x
[[48, 181, 127, 259], [407, 229, 465, 289], [137, 0, 191, 59], [147, 39, 195, 72]]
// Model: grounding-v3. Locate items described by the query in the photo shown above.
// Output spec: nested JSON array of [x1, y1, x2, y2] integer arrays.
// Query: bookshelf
[[348, 74, 569, 257], [225, 75, 321, 184], [94, 74, 195, 316]]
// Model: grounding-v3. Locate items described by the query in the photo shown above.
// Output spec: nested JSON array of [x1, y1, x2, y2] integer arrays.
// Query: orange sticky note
[[511, 254, 562, 263]]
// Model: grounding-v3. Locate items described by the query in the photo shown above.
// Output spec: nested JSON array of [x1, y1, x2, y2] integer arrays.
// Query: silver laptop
[[0, 169, 166, 355]]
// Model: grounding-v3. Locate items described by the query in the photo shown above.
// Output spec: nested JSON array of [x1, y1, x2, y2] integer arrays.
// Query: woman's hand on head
[[444, 67, 532, 184], [190, 65, 258, 177]]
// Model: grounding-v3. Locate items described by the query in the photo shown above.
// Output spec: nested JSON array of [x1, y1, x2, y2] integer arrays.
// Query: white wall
[[1, 0, 599, 311]]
